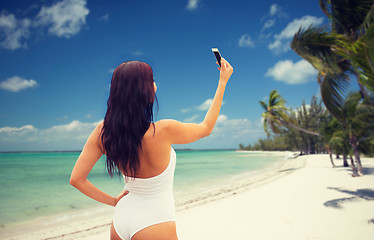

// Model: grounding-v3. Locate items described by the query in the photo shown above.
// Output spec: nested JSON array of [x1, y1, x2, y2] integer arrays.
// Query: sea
[[0, 149, 287, 228]]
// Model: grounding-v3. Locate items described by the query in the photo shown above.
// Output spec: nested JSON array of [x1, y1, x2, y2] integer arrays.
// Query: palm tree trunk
[[278, 118, 321, 136], [350, 155, 358, 176], [350, 135, 363, 175], [328, 149, 336, 167], [343, 154, 349, 167], [353, 146, 363, 175], [310, 138, 316, 154]]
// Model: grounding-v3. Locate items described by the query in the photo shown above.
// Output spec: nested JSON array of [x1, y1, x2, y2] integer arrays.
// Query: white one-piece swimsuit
[[113, 147, 176, 240]]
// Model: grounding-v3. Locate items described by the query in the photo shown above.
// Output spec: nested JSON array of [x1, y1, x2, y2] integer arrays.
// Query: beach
[[2, 153, 374, 240]]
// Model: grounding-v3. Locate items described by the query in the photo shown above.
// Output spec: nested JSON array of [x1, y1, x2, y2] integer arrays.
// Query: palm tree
[[339, 92, 374, 175], [329, 130, 351, 167], [321, 117, 338, 167], [259, 90, 321, 137], [291, 0, 374, 122]]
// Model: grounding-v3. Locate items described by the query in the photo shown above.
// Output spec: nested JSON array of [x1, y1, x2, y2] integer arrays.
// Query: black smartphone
[[212, 48, 222, 67]]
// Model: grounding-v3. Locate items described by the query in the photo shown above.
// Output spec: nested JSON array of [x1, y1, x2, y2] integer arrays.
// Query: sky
[[0, 0, 328, 151]]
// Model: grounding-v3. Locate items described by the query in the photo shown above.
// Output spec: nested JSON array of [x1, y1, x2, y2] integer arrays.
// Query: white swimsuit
[[112, 147, 176, 240]]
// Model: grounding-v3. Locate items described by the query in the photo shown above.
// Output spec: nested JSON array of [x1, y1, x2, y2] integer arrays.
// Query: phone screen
[[212, 48, 221, 67]]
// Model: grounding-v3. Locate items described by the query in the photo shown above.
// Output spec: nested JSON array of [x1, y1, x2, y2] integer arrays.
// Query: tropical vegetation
[[241, 92, 331, 155], [240, 0, 374, 176], [291, 0, 374, 119], [240, 91, 374, 175]]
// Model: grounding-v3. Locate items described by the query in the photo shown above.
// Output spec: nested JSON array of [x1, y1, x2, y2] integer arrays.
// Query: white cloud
[[34, 0, 89, 38], [262, 19, 275, 31], [265, 59, 317, 84], [197, 99, 213, 111], [181, 114, 228, 126], [238, 34, 255, 48], [275, 16, 324, 40], [270, 4, 281, 16], [46, 120, 94, 133], [196, 98, 225, 111], [0, 13, 31, 50], [268, 15, 324, 54], [180, 107, 192, 113], [98, 14, 109, 23], [259, 33, 272, 39], [183, 114, 201, 123], [179, 116, 266, 149], [0, 125, 37, 135], [182, 98, 225, 116], [0, 76, 39, 92], [216, 114, 228, 125], [0, 120, 101, 151], [0, 0, 89, 50], [186, 0, 200, 11], [260, 4, 288, 34], [210, 117, 264, 143], [268, 39, 289, 54]]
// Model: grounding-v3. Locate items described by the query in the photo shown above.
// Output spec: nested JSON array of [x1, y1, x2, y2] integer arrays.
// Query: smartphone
[[211, 48, 222, 67]]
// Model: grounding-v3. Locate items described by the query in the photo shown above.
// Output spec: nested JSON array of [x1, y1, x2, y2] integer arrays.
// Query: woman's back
[[133, 121, 173, 179]]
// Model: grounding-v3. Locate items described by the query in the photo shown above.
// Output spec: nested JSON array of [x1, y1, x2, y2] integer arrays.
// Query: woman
[[70, 58, 233, 240]]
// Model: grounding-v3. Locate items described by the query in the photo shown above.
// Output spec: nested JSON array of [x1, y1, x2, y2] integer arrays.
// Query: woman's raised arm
[[163, 58, 233, 145]]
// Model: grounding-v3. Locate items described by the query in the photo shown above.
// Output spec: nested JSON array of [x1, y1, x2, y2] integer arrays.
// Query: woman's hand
[[218, 58, 233, 85], [113, 190, 129, 206]]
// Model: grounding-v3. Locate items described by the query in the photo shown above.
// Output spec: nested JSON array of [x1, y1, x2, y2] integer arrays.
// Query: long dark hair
[[101, 61, 157, 177]]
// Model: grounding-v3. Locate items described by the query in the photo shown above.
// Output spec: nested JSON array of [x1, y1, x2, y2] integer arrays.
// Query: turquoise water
[[0, 150, 284, 226]]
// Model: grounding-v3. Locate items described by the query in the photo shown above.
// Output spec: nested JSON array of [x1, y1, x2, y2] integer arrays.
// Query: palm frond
[[269, 90, 285, 107], [342, 92, 362, 120], [269, 120, 280, 134], [268, 90, 288, 115], [329, 0, 373, 35], [319, 0, 331, 18], [339, 91, 374, 137], [355, 99, 374, 121], [362, 24, 374, 92], [359, 3, 374, 35], [329, 136, 344, 148], [364, 23, 374, 70], [291, 26, 341, 74], [259, 100, 268, 111], [320, 71, 350, 123], [335, 35, 374, 93]]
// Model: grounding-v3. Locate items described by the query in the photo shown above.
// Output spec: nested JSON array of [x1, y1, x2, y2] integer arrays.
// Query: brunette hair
[[101, 61, 157, 177]]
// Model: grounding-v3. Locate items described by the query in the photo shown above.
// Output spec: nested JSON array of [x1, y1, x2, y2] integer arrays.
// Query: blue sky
[[0, 0, 327, 151]]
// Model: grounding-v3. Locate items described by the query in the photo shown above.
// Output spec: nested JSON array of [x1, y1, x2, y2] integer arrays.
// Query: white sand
[[177, 155, 374, 240], [2, 154, 374, 240]]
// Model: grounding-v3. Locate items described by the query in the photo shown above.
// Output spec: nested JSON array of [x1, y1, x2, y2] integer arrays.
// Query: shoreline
[[0, 151, 295, 240], [175, 151, 303, 211], [3, 153, 373, 240]]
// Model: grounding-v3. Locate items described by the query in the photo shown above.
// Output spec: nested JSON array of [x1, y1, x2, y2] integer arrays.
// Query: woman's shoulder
[[95, 121, 104, 133], [90, 121, 104, 143], [97, 121, 104, 127], [92, 121, 104, 152]]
